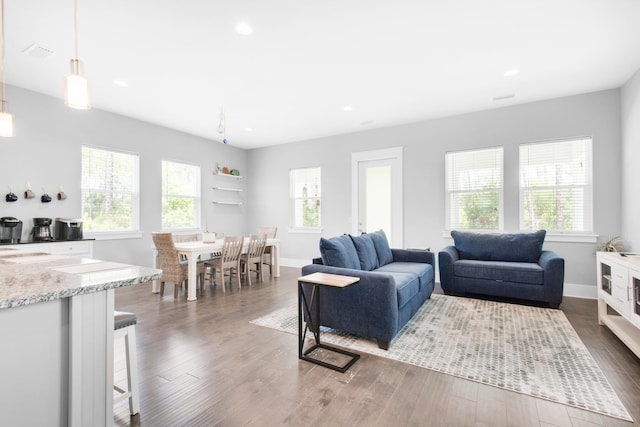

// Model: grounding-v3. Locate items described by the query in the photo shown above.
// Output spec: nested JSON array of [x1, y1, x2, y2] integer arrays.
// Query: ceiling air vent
[[22, 43, 55, 60]]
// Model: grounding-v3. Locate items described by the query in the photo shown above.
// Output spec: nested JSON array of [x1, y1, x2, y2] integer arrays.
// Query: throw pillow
[[350, 234, 379, 271], [366, 229, 394, 267], [319, 235, 361, 269], [451, 230, 546, 263]]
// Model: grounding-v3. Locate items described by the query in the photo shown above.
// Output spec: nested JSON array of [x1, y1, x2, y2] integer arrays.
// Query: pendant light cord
[[73, 0, 78, 59], [1, 0, 6, 105]]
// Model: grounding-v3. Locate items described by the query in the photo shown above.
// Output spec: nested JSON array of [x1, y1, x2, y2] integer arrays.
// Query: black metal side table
[[298, 272, 360, 373]]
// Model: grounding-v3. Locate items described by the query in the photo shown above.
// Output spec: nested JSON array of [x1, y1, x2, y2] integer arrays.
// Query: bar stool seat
[[114, 311, 139, 415]]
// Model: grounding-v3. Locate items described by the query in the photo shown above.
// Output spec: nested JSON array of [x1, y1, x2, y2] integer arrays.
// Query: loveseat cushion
[[376, 262, 434, 291], [350, 234, 379, 271], [366, 230, 394, 266], [451, 230, 546, 263], [454, 260, 544, 285], [384, 271, 420, 308], [319, 235, 360, 269]]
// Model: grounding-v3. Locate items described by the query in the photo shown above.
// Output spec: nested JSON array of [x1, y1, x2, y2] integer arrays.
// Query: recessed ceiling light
[[113, 80, 129, 88], [343, 106, 353, 112], [503, 69, 520, 77], [244, 127, 252, 132], [235, 22, 253, 35]]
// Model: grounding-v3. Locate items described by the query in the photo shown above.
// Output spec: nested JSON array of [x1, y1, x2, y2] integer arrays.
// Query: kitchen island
[[0, 248, 161, 427]]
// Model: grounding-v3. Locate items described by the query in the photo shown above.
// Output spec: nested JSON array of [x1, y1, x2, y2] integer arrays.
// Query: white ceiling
[[5, 0, 640, 149]]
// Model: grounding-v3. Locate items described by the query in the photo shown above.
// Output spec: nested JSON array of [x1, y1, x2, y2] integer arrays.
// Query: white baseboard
[[563, 282, 597, 299], [280, 258, 309, 268]]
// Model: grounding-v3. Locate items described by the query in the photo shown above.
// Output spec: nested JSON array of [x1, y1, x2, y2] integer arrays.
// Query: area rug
[[250, 294, 632, 421]]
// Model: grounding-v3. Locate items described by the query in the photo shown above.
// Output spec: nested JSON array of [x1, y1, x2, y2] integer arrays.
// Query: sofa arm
[[438, 246, 459, 293], [391, 248, 435, 267], [538, 250, 565, 306]]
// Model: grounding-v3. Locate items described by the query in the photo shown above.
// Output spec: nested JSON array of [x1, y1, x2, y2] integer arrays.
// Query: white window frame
[[81, 145, 141, 239], [289, 167, 322, 233], [519, 137, 594, 240], [161, 160, 201, 231], [445, 146, 504, 232]]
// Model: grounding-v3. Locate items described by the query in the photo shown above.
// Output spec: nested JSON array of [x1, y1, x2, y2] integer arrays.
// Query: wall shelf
[[212, 187, 243, 192], [212, 201, 243, 205], [214, 172, 243, 179]]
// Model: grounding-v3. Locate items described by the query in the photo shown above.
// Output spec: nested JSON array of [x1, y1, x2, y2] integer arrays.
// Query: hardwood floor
[[113, 267, 640, 426]]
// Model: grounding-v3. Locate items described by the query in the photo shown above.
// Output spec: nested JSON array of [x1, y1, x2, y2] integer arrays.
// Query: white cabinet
[[212, 171, 243, 205], [597, 252, 640, 358], [6, 240, 94, 258]]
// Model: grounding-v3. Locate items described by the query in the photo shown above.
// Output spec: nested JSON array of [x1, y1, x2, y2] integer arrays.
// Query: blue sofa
[[438, 230, 564, 308], [301, 230, 435, 350]]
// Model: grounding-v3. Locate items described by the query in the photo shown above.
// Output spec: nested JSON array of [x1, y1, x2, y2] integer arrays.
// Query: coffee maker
[[32, 218, 53, 241], [0, 217, 23, 244]]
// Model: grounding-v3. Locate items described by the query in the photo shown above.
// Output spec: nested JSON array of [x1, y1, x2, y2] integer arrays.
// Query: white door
[[352, 148, 403, 247]]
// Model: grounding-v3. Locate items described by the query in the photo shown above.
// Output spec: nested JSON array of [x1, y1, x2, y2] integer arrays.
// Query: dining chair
[[152, 232, 205, 297], [258, 226, 277, 276], [204, 235, 243, 292], [240, 234, 267, 286]]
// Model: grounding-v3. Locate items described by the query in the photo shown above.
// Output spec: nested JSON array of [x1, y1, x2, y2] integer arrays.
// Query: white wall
[[246, 89, 622, 292], [621, 68, 640, 251], [0, 85, 246, 267]]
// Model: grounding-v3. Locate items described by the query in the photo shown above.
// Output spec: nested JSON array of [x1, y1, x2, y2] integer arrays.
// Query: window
[[81, 146, 139, 232], [445, 147, 503, 230], [519, 137, 593, 233], [290, 167, 321, 231], [161, 160, 201, 229]]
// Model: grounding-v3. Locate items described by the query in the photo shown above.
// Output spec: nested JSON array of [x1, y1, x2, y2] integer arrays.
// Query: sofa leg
[[549, 302, 560, 309], [377, 340, 389, 350]]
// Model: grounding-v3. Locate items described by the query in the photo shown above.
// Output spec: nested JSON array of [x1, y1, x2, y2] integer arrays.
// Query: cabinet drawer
[[611, 264, 628, 288], [48, 242, 92, 256]]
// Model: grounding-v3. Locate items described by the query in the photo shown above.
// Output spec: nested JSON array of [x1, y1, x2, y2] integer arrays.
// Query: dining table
[[152, 237, 280, 301]]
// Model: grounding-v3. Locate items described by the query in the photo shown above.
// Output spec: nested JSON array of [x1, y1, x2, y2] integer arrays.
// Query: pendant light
[[64, 0, 90, 109], [217, 107, 228, 144], [0, 0, 15, 137]]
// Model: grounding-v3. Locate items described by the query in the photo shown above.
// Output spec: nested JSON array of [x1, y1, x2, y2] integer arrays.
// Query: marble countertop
[[0, 248, 162, 310]]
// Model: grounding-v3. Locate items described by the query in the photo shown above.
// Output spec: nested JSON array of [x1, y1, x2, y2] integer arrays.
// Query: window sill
[[288, 228, 323, 234], [84, 231, 143, 241]]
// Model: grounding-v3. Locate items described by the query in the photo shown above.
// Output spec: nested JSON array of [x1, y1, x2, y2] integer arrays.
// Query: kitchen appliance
[[32, 217, 53, 241], [55, 218, 83, 241], [0, 217, 23, 244]]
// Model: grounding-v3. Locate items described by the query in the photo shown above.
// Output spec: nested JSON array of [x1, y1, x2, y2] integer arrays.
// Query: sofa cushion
[[385, 271, 420, 309], [367, 230, 394, 266], [376, 262, 434, 291], [350, 234, 379, 271], [451, 230, 546, 263], [319, 235, 360, 270], [454, 260, 544, 285]]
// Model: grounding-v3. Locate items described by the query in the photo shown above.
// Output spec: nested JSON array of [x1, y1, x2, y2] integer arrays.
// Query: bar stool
[[113, 311, 140, 415]]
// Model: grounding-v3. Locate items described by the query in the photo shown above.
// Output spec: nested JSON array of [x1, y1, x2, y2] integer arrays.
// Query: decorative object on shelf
[[41, 189, 52, 203], [64, 0, 90, 110], [57, 185, 67, 200], [0, 0, 14, 137], [230, 169, 240, 176], [5, 186, 17, 202], [24, 183, 35, 199], [597, 235, 625, 253], [216, 107, 228, 144], [222, 166, 229, 174]]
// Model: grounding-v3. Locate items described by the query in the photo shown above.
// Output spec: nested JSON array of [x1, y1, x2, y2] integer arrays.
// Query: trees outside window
[[81, 146, 139, 232], [445, 147, 503, 231], [162, 160, 201, 229], [290, 167, 321, 230], [519, 138, 593, 233]]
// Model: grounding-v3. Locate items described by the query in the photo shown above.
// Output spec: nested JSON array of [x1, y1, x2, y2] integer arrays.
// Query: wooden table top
[[298, 272, 360, 288]]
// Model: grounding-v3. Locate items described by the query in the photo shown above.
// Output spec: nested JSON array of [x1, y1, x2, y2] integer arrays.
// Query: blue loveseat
[[438, 230, 564, 308], [301, 230, 435, 350]]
